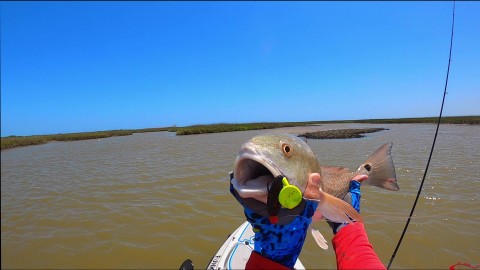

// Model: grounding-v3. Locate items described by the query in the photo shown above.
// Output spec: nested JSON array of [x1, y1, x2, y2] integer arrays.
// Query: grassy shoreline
[[174, 122, 310, 135], [2, 116, 478, 150], [309, 115, 480, 125], [299, 128, 389, 139], [0, 128, 172, 150]]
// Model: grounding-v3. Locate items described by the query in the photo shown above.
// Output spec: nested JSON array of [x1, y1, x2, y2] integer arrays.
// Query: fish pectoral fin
[[310, 227, 328, 250], [317, 191, 363, 224], [312, 210, 324, 222]]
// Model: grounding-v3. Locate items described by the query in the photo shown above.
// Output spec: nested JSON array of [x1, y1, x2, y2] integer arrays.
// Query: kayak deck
[[207, 221, 305, 270]]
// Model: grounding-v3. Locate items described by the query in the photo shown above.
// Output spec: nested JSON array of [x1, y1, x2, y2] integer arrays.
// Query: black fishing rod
[[387, 1, 456, 269]]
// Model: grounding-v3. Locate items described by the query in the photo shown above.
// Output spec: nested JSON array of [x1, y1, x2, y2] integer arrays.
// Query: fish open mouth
[[231, 151, 281, 200]]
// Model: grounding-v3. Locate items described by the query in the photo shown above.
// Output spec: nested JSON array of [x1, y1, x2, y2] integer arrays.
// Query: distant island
[[1, 116, 479, 150], [299, 128, 388, 139]]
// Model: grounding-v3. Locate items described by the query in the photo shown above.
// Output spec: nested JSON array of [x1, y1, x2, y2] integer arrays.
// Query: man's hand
[[327, 174, 367, 234]]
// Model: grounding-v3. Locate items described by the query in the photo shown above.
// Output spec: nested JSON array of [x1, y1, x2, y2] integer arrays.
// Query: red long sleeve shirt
[[246, 222, 385, 270]]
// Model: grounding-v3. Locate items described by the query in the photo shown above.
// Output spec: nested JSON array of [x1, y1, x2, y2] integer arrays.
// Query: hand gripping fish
[[230, 133, 399, 248]]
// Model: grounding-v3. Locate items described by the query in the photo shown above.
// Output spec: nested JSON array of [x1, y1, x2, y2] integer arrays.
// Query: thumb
[[303, 173, 321, 200], [352, 174, 368, 182]]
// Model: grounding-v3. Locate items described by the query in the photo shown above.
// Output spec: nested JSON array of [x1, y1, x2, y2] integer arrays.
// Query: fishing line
[[387, 1, 456, 269]]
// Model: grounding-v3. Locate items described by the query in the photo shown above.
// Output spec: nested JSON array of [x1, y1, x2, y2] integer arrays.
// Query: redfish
[[231, 133, 399, 224]]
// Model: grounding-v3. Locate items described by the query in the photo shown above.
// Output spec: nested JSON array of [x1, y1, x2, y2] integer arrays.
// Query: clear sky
[[1, 1, 479, 136]]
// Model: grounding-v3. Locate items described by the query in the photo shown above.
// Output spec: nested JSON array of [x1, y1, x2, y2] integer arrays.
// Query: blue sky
[[1, 1, 479, 136]]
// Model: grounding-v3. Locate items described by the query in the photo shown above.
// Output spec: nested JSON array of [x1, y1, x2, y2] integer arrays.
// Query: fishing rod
[[387, 1, 456, 269]]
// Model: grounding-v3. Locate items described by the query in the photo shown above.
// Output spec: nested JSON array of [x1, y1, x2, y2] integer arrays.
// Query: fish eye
[[281, 143, 293, 157]]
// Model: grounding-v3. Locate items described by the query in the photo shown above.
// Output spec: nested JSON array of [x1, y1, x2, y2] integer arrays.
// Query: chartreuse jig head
[[278, 177, 302, 209]]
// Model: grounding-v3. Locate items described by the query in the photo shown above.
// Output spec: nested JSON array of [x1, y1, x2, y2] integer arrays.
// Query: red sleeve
[[245, 251, 290, 270], [332, 222, 386, 270]]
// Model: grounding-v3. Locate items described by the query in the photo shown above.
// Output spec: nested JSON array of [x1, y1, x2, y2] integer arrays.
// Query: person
[[230, 173, 386, 270]]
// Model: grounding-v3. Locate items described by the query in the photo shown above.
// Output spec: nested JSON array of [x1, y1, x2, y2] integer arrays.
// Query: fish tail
[[317, 190, 364, 223], [361, 142, 399, 191]]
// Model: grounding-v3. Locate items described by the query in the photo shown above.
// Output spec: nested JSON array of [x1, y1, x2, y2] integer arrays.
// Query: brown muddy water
[[1, 124, 479, 269]]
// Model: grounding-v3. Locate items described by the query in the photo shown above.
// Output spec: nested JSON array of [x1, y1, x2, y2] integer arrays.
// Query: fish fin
[[310, 228, 328, 250], [361, 142, 400, 191], [312, 210, 324, 222], [318, 191, 363, 223]]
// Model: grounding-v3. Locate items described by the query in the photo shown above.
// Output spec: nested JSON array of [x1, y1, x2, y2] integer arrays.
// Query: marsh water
[[1, 123, 479, 269]]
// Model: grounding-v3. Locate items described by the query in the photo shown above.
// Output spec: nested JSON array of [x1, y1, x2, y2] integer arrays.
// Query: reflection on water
[[1, 124, 479, 269]]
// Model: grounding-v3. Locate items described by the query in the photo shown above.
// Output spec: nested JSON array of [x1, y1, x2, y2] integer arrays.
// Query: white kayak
[[206, 221, 305, 270]]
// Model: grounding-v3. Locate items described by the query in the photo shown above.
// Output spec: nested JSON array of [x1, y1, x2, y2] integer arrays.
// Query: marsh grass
[[2, 116, 478, 150], [1, 130, 133, 150], [299, 128, 388, 139], [174, 116, 480, 136], [1, 136, 49, 150], [311, 116, 480, 125], [174, 122, 309, 135]]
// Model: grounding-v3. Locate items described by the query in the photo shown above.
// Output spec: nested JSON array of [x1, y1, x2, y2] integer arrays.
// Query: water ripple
[[2, 125, 479, 269]]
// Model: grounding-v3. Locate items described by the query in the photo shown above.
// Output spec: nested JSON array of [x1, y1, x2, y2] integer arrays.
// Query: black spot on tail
[[364, 164, 371, 171]]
